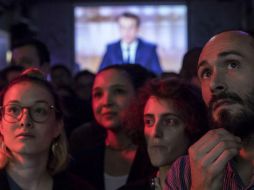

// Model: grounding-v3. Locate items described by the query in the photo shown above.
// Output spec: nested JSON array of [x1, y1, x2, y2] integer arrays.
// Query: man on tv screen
[[99, 12, 162, 75]]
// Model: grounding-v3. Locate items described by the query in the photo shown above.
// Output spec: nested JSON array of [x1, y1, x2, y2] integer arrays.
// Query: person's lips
[[213, 99, 236, 111], [102, 111, 117, 118], [16, 132, 35, 139]]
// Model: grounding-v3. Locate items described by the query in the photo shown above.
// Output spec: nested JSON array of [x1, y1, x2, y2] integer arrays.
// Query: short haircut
[[117, 12, 141, 27], [11, 38, 50, 66], [74, 70, 95, 82], [50, 64, 72, 77]]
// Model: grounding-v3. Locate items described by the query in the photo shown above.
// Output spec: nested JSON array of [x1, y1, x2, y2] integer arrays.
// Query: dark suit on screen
[[99, 38, 162, 75]]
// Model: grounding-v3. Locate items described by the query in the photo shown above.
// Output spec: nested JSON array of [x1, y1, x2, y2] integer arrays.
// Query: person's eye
[[198, 68, 212, 80], [226, 60, 240, 70], [5, 105, 20, 115], [114, 88, 126, 95], [92, 91, 102, 99], [33, 107, 48, 116], [144, 118, 154, 127], [162, 118, 178, 127]]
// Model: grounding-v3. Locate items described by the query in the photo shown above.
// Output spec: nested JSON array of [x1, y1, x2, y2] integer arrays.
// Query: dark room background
[[0, 0, 253, 73]]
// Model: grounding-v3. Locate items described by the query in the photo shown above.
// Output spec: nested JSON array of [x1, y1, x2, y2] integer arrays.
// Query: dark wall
[[0, 0, 252, 72], [188, 0, 245, 48]]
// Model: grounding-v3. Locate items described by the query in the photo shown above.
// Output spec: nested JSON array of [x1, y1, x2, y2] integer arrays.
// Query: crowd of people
[[0, 11, 253, 190]]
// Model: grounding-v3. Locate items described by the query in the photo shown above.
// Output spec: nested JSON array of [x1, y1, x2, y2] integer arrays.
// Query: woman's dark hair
[[179, 47, 202, 81], [124, 77, 209, 145], [96, 64, 156, 92]]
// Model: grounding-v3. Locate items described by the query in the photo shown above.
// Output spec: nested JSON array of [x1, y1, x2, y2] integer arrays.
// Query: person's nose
[[209, 70, 227, 96], [102, 92, 114, 107], [19, 109, 33, 128], [152, 120, 163, 138]]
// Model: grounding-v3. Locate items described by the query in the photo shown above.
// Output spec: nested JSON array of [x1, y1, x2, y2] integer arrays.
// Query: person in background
[[160, 72, 179, 79], [73, 70, 95, 125], [99, 12, 162, 75], [74, 70, 95, 103], [0, 68, 94, 189], [165, 30, 254, 190], [0, 65, 24, 91], [11, 38, 50, 76], [70, 64, 156, 190], [0, 65, 24, 83], [121, 78, 208, 190], [179, 47, 202, 87], [49, 64, 74, 96], [49, 64, 89, 139]]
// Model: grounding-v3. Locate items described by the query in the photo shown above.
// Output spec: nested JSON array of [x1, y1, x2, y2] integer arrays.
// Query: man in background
[[99, 12, 162, 75], [11, 38, 50, 76]]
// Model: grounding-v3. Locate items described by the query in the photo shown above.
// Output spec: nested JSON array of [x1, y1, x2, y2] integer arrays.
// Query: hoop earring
[[51, 139, 59, 157], [0, 141, 7, 154]]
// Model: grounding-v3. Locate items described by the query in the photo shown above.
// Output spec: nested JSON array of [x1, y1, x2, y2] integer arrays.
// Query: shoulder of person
[[71, 122, 105, 137], [107, 40, 121, 48], [0, 169, 9, 189], [69, 122, 106, 153], [170, 155, 190, 170], [118, 177, 153, 190], [138, 38, 157, 48], [53, 171, 96, 190], [164, 155, 191, 189]]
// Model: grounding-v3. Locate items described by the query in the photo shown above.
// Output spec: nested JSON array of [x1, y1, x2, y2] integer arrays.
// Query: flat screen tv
[[74, 2, 187, 73]]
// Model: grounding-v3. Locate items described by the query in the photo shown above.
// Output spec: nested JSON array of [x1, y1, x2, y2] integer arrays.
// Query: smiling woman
[[0, 68, 94, 190]]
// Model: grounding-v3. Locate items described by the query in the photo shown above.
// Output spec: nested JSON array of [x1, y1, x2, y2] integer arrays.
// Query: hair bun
[[21, 67, 46, 80]]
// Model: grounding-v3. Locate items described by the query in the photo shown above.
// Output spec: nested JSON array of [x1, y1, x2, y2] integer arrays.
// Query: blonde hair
[[0, 68, 69, 175], [48, 130, 69, 175]]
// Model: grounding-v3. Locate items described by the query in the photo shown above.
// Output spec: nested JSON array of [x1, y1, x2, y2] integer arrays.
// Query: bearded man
[[165, 30, 254, 190]]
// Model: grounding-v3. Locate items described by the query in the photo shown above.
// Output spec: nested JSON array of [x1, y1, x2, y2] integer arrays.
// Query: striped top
[[164, 156, 254, 190]]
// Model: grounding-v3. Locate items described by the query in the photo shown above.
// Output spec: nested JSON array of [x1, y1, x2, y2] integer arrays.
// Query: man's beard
[[208, 91, 254, 139]]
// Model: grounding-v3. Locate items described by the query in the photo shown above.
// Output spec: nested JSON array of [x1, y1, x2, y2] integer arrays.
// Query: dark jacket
[[99, 38, 162, 75], [0, 169, 95, 190], [70, 122, 156, 190]]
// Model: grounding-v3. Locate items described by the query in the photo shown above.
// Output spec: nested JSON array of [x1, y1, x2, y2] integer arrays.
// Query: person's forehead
[[4, 81, 54, 105], [118, 16, 137, 25], [198, 32, 254, 65], [144, 96, 177, 113], [13, 45, 38, 55], [94, 69, 132, 88]]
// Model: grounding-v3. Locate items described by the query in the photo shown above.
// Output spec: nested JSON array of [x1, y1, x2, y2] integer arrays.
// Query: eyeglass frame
[[0, 101, 59, 123]]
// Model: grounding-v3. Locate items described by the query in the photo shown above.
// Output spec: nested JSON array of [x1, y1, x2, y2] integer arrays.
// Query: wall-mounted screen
[[74, 3, 187, 73]]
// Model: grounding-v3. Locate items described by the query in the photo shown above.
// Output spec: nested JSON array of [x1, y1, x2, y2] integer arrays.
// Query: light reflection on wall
[[0, 30, 9, 70], [75, 4, 187, 73]]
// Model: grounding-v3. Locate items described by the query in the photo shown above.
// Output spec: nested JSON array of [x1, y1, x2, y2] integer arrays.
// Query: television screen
[[74, 3, 187, 73]]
